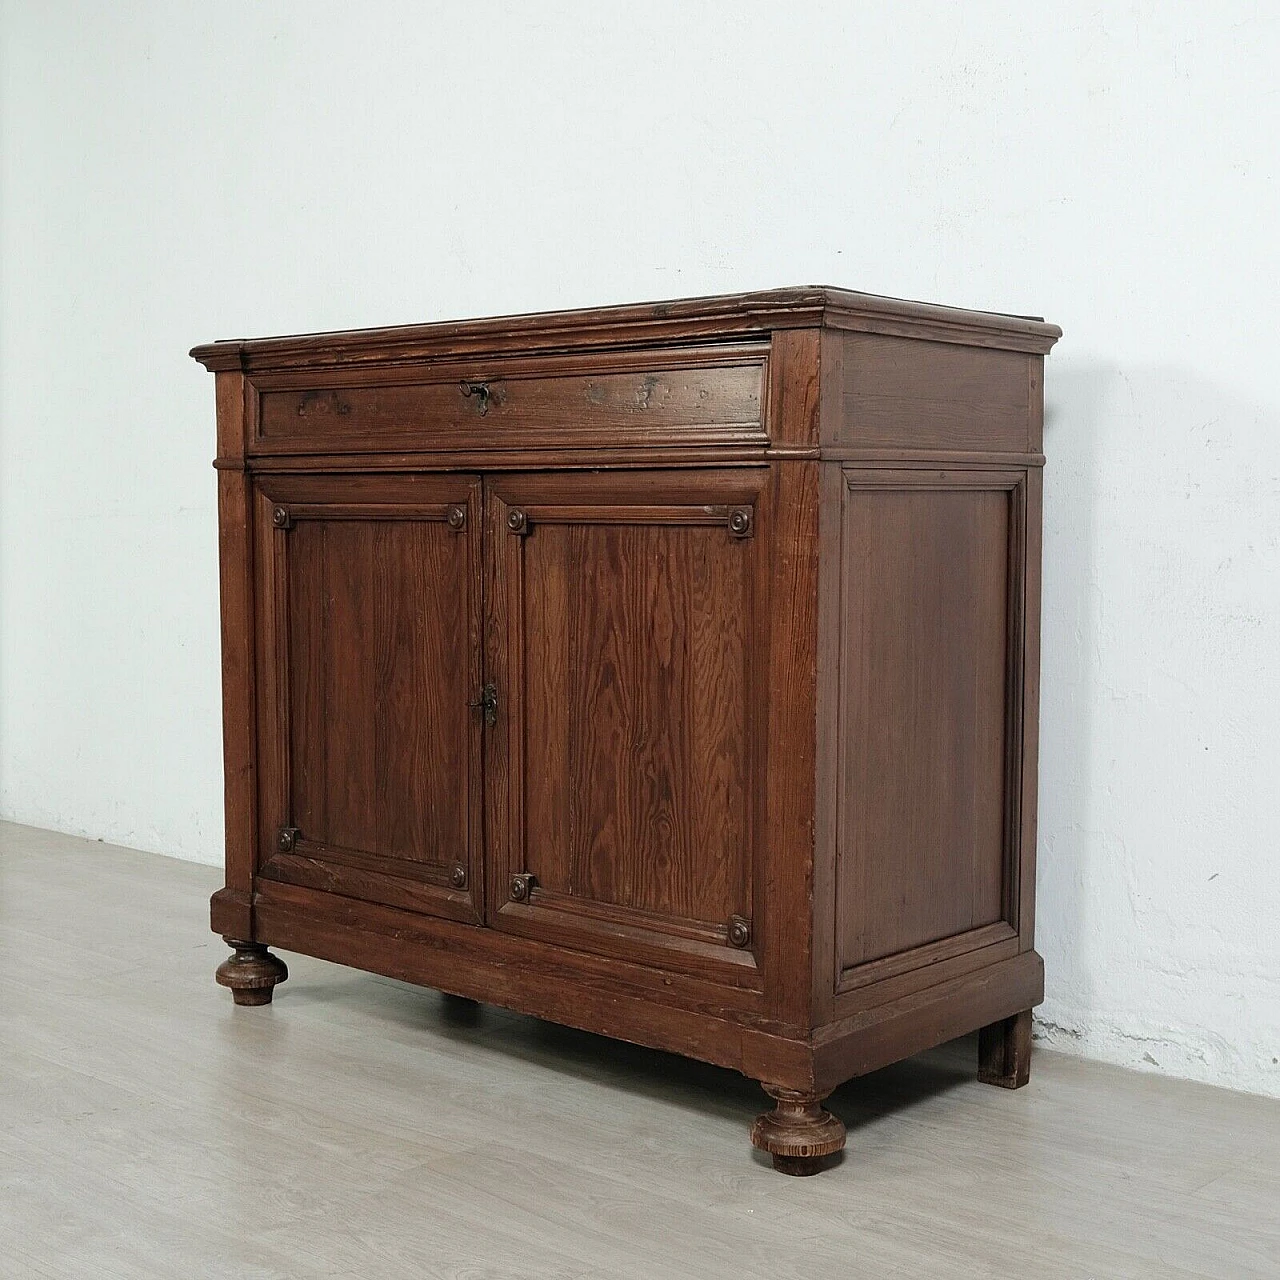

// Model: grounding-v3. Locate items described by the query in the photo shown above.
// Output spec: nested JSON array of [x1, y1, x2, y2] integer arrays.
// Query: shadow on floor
[[284, 967, 977, 1142]]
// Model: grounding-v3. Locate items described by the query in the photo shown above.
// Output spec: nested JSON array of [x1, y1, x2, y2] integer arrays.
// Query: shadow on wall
[[1035, 356, 1280, 1095], [1036, 360, 1104, 1050]]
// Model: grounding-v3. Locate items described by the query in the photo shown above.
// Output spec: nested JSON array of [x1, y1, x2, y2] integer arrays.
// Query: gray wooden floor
[[2, 820, 1277, 1279]]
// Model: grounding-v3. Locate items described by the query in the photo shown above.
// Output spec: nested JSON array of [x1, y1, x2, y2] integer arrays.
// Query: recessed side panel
[[832, 334, 1034, 453], [835, 469, 1026, 992]]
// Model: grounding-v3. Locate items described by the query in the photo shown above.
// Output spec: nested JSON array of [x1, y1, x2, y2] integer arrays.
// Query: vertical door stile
[[510, 493, 526, 906], [481, 478, 509, 928], [467, 475, 486, 919]]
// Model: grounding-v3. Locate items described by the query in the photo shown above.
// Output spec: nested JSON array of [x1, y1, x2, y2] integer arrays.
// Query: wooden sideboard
[[192, 287, 1060, 1174]]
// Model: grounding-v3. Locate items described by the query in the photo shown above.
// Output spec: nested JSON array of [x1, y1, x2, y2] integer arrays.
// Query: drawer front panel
[[253, 352, 767, 453]]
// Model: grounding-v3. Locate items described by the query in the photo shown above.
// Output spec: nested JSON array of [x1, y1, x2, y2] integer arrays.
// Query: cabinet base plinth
[[216, 938, 288, 1006], [750, 1086, 845, 1176]]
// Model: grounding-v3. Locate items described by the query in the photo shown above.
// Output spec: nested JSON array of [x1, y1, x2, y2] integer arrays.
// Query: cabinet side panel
[[832, 334, 1033, 452], [212, 371, 255, 938], [1019, 466, 1043, 950], [835, 479, 1011, 974]]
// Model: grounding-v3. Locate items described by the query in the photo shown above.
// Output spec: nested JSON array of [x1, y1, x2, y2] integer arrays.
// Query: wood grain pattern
[[978, 1007, 1034, 1088], [214, 938, 288, 1006], [756, 459, 820, 1029], [486, 470, 764, 982], [245, 874, 1037, 1098], [765, 328, 821, 447], [258, 473, 483, 922], [295, 519, 463, 860], [210, 371, 256, 939], [195, 287, 1059, 1174], [255, 358, 765, 454], [548, 522, 746, 921], [811, 461, 845, 1029], [1018, 465, 1044, 953], [834, 333, 1034, 451], [834, 472, 1017, 981], [812, 951, 1044, 1092], [189, 285, 1061, 374], [750, 1086, 846, 1176]]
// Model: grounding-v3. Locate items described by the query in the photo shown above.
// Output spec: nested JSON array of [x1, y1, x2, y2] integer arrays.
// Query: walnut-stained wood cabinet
[[193, 287, 1060, 1174]]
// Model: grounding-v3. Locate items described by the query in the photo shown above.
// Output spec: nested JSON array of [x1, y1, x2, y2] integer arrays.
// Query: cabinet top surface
[[190, 286, 1062, 372]]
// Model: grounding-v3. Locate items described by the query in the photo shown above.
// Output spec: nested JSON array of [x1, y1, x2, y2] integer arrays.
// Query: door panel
[[485, 470, 766, 984], [255, 473, 483, 924]]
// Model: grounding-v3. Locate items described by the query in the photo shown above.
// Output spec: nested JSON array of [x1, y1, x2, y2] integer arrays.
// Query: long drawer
[[249, 346, 768, 454]]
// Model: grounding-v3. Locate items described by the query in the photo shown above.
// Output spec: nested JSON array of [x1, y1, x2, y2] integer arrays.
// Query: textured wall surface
[[1, 2, 1276, 1096]]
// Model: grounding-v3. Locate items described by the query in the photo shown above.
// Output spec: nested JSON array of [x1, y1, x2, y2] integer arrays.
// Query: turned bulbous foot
[[216, 938, 288, 1006], [750, 1085, 845, 1176], [978, 1008, 1033, 1089]]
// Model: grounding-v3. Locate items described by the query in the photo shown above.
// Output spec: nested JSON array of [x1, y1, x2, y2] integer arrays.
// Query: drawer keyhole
[[459, 380, 492, 416]]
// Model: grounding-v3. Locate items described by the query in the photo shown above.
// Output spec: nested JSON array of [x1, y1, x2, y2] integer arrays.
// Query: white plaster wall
[[1, 2, 1276, 1097]]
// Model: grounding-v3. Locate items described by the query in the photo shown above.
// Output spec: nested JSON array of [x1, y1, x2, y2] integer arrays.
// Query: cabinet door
[[254, 474, 484, 924], [485, 470, 765, 985]]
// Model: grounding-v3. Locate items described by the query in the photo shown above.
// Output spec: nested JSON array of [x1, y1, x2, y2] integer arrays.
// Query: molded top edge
[[190, 285, 1062, 371]]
